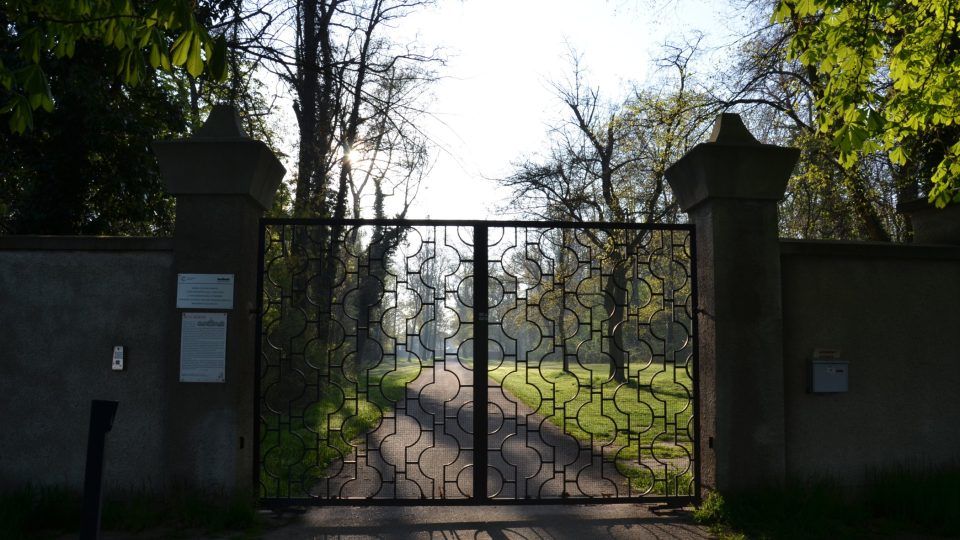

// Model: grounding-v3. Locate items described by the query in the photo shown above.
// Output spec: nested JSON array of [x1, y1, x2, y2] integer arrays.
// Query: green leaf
[[0, 69, 11, 92], [866, 109, 885, 131], [40, 93, 54, 113], [20, 65, 48, 96], [889, 146, 907, 165], [103, 19, 116, 47], [19, 28, 42, 64], [127, 53, 142, 84], [171, 31, 191, 66], [5, 95, 33, 134], [149, 43, 162, 68], [114, 26, 127, 49], [796, 0, 820, 17], [772, 1, 792, 22], [186, 33, 203, 77], [209, 36, 228, 81], [117, 49, 129, 78]]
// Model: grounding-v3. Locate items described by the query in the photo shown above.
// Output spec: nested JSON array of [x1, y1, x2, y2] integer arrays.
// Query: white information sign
[[180, 312, 227, 383], [176, 274, 235, 309]]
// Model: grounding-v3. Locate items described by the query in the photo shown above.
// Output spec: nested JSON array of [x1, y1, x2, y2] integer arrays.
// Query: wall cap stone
[[897, 197, 960, 245], [666, 113, 799, 212], [153, 105, 285, 210], [0, 235, 173, 251], [708, 113, 762, 145], [193, 105, 248, 139], [780, 238, 960, 260]]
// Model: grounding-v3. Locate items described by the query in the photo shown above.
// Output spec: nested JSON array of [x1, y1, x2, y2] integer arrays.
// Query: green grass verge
[[693, 463, 960, 539], [260, 359, 423, 498], [489, 360, 695, 495]]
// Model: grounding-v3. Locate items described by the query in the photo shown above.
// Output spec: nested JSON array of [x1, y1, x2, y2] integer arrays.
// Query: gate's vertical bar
[[689, 226, 702, 504], [473, 224, 489, 501], [252, 218, 267, 497]]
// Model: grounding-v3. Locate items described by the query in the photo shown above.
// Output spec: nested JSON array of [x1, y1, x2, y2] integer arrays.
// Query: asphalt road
[[316, 359, 675, 501]]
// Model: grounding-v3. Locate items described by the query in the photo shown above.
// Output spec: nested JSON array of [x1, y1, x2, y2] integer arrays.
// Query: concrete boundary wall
[[780, 240, 960, 484], [0, 237, 174, 490], [0, 106, 284, 495]]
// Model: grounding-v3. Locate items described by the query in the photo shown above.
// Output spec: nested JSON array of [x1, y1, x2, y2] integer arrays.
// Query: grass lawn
[[260, 356, 696, 498], [488, 360, 696, 495], [259, 359, 422, 498]]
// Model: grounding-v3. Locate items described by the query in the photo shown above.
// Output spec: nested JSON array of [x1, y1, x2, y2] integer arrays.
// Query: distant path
[[316, 359, 673, 500]]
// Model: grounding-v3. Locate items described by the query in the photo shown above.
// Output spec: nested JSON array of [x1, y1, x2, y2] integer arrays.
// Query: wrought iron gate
[[255, 219, 699, 505]]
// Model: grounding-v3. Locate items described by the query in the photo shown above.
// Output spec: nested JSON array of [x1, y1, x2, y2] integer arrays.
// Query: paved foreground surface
[[318, 360, 691, 500], [260, 503, 714, 540]]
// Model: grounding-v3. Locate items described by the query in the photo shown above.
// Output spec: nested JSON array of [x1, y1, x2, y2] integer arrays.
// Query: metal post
[[689, 228, 703, 503], [473, 225, 488, 501], [80, 400, 119, 540]]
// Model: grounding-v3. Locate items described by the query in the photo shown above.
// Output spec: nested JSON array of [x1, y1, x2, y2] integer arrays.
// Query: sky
[[272, 0, 750, 220]]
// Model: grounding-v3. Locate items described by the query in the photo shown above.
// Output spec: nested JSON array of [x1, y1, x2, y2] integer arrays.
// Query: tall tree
[[717, 6, 908, 241], [244, 0, 440, 219], [0, 46, 186, 234], [0, 0, 282, 234], [772, 0, 960, 209], [503, 50, 714, 224], [501, 51, 713, 382], [237, 0, 440, 368]]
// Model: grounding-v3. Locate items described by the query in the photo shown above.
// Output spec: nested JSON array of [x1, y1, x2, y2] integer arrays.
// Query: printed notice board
[[180, 312, 227, 383], [176, 274, 235, 309]]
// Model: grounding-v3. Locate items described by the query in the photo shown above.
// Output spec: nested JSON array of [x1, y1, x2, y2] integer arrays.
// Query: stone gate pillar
[[665, 114, 798, 492], [154, 106, 284, 491]]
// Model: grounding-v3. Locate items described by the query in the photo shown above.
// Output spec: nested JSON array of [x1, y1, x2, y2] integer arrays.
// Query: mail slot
[[809, 359, 849, 393]]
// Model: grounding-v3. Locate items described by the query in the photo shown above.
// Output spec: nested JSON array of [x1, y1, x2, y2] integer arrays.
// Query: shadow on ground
[[261, 503, 714, 540]]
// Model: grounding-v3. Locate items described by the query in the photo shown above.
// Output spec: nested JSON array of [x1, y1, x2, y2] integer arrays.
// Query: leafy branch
[[1, 0, 228, 133]]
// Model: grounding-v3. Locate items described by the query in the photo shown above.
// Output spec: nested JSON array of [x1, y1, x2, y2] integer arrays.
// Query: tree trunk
[[352, 225, 406, 371], [559, 228, 571, 373], [604, 261, 629, 383]]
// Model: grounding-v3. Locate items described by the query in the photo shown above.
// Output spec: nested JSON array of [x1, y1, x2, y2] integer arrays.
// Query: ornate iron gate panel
[[255, 219, 698, 506]]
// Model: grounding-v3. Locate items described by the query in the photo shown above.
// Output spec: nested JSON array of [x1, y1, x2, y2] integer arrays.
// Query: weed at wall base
[[0, 485, 80, 540], [861, 462, 960, 536], [0, 484, 262, 538], [694, 463, 960, 540]]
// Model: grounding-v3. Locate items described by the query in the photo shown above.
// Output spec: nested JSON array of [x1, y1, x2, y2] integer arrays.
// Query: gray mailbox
[[809, 359, 849, 393], [809, 348, 848, 393]]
